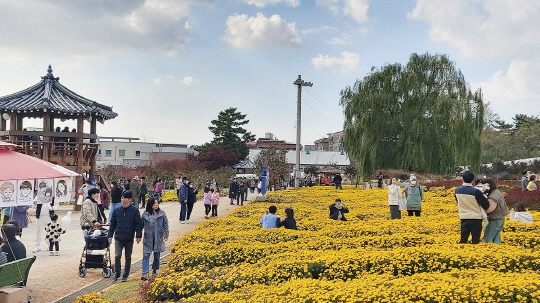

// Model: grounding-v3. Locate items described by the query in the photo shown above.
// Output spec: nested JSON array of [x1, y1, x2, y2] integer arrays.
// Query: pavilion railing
[[8, 140, 98, 169]]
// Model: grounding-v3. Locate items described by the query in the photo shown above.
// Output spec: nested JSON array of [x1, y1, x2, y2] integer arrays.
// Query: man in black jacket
[[108, 191, 143, 282], [333, 174, 343, 190]]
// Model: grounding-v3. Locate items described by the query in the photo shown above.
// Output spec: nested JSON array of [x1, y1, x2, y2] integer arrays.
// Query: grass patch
[[101, 280, 140, 303]]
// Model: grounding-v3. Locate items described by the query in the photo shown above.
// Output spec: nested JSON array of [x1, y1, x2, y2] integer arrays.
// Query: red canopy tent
[[0, 141, 79, 181]]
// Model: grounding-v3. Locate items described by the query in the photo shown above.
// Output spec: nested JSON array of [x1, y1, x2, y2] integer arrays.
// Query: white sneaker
[[55, 251, 60, 256], [49, 251, 54, 256], [33, 248, 41, 253], [180, 221, 186, 224], [187, 219, 192, 223]]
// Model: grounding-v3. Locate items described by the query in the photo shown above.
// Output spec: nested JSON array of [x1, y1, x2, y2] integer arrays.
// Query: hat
[[133, 176, 139, 180], [410, 174, 417, 181]]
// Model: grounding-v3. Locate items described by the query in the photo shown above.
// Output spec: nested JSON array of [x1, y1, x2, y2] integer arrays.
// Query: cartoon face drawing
[[0, 182, 15, 203], [56, 180, 67, 198]]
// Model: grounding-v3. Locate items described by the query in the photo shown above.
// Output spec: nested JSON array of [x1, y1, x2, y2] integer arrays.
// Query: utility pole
[[293, 75, 313, 190]]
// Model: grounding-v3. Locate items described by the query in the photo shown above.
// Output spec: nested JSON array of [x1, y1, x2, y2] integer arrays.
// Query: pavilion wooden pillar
[[0, 114, 6, 131], [42, 112, 51, 161], [89, 116, 97, 179], [76, 116, 84, 174], [9, 113, 17, 141]]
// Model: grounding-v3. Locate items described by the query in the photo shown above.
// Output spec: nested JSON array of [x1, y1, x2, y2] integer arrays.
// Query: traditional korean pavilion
[[0, 65, 117, 179]]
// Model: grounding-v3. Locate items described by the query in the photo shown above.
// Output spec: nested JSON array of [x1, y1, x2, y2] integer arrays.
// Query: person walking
[[108, 191, 143, 282], [455, 171, 491, 244], [45, 214, 65, 256], [141, 198, 169, 280], [388, 177, 402, 219], [203, 187, 213, 219], [404, 174, 424, 217], [237, 180, 245, 206], [130, 177, 141, 208], [109, 181, 123, 223], [480, 179, 509, 244], [333, 174, 343, 190], [186, 182, 199, 223], [175, 175, 182, 201], [211, 188, 220, 217], [179, 177, 189, 223], [140, 177, 148, 209], [229, 178, 238, 205], [98, 183, 110, 210], [9, 205, 29, 236], [80, 188, 103, 233], [154, 179, 164, 201], [243, 178, 249, 201]]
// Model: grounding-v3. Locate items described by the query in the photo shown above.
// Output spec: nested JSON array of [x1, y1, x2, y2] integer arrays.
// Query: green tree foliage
[[481, 114, 540, 163], [304, 165, 319, 179], [254, 147, 290, 190], [209, 108, 255, 160], [340, 53, 484, 178]]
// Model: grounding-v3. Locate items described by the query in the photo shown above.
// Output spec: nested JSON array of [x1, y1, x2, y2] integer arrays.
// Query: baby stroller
[[78, 225, 114, 278]]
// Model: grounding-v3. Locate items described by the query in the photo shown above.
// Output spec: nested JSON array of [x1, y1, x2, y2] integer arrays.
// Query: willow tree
[[340, 53, 484, 178]]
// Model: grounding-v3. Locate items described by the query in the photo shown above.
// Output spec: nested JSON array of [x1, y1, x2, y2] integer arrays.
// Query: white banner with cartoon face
[[35, 179, 54, 204], [17, 179, 35, 206], [0, 180, 17, 207], [54, 177, 72, 203]]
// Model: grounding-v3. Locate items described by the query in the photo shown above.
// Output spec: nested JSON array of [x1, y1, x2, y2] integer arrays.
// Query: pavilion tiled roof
[[0, 65, 117, 120]]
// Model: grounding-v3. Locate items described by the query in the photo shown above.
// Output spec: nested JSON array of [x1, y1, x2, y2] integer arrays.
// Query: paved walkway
[[20, 192, 260, 303]]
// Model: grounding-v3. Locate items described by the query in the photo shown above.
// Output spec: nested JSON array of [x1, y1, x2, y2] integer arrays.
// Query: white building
[[247, 149, 350, 171], [96, 137, 196, 168]]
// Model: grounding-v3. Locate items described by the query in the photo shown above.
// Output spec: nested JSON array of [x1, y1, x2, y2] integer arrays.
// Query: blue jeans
[[109, 202, 121, 223], [114, 239, 134, 279], [142, 251, 160, 274], [180, 202, 187, 221], [482, 218, 505, 244]]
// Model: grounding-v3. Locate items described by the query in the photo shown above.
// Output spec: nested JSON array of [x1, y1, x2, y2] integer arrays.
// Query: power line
[[302, 97, 342, 128], [305, 87, 343, 116]]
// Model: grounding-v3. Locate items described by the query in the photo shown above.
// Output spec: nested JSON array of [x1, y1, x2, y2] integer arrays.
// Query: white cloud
[[240, 0, 299, 7], [327, 37, 348, 45], [224, 13, 301, 49], [0, 0, 194, 58], [181, 76, 199, 86], [316, 0, 369, 24], [408, 0, 540, 59], [153, 75, 198, 86], [474, 59, 540, 120], [343, 0, 369, 23], [312, 51, 360, 73], [316, 0, 340, 14]]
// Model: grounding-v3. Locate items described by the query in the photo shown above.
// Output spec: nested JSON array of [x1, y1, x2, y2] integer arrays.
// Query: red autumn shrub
[[504, 188, 540, 211], [425, 179, 463, 190]]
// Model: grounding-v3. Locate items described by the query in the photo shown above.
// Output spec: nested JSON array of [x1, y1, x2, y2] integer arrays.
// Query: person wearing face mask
[[387, 177, 402, 219], [404, 174, 424, 217], [476, 179, 507, 244]]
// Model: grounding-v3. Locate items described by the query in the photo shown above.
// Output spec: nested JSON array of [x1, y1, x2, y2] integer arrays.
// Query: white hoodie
[[510, 211, 534, 224]]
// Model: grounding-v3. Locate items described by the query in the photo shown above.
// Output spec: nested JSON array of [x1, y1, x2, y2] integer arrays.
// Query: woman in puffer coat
[[141, 197, 169, 280]]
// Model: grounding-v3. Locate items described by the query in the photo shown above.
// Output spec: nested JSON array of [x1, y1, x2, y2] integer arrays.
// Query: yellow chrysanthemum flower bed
[[77, 186, 540, 302]]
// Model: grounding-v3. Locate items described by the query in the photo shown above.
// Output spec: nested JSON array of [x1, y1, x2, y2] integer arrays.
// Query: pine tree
[[208, 107, 255, 160]]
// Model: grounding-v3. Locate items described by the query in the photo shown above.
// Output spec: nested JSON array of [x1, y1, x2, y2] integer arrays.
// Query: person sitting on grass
[[329, 199, 349, 221], [260, 205, 280, 229], [509, 203, 533, 224], [278, 208, 297, 230]]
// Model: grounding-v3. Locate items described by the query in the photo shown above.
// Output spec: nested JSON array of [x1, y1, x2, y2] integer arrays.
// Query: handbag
[[398, 197, 407, 211], [77, 194, 84, 205]]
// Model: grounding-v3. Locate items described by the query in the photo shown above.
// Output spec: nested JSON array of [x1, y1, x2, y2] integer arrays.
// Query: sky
[[0, 0, 539, 146]]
